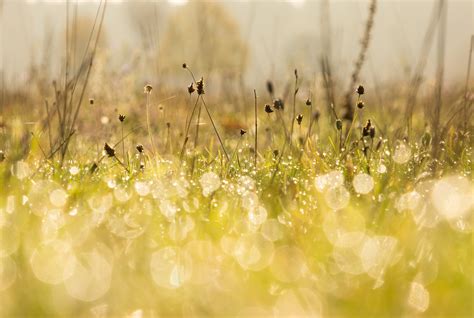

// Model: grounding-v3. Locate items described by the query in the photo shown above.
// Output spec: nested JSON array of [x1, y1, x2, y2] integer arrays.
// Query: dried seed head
[[357, 101, 365, 109], [240, 129, 247, 136], [196, 77, 205, 95], [167, 122, 171, 129], [362, 119, 372, 137], [264, 104, 274, 114], [266, 80, 274, 96], [118, 114, 126, 122], [296, 114, 303, 125], [188, 82, 195, 94], [104, 143, 115, 157], [336, 119, 343, 130], [305, 99, 312, 106], [182, 63, 187, 69], [273, 98, 284, 110], [356, 85, 365, 95], [89, 162, 98, 174], [144, 84, 153, 94], [313, 110, 321, 121], [136, 144, 144, 153], [273, 149, 279, 157], [369, 126, 376, 139], [89, 98, 94, 105]]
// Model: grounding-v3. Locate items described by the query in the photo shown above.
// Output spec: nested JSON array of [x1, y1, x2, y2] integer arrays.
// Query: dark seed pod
[[266, 80, 274, 96], [313, 110, 321, 121], [369, 127, 376, 139], [273, 98, 284, 110], [296, 114, 303, 125], [240, 129, 247, 136], [136, 144, 144, 153], [273, 149, 279, 157], [336, 119, 343, 131], [104, 143, 115, 157], [89, 162, 98, 174], [89, 98, 94, 105], [118, 114, 126, 122], [356, 85, 365, 95], [144, 84, 153, 94], [196, 77, 205, 95], [362, 119, 372, 137], [305, 99, 312, 106], [357, 101, 365, 109], [264, 104, 274, 113], [182, 63, 187, 69], [188, 83, 195, 94]]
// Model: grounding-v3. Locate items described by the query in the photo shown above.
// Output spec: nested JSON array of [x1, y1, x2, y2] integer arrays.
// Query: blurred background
[[1, 0, 472, 88]]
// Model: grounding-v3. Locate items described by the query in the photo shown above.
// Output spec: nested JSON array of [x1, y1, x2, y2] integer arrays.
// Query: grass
[[0, 1, 473, 317]]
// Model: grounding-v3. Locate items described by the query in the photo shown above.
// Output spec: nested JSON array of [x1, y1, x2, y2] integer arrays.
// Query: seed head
[[273, 149, 279, 157], [296, 114, 303, 125], [89, 98, 94, 105], [240, 129, 247, 136], [196, 77, 205, 95], [188, 82, 195, 94], [356, 85, 365, 95], [182, 63, 187, 69], [362, 119, 372, 137], [336, 119, 343, 131], [264, 104, 274, 114], [118, 114, 126, 122], [266, 80, 274, 96], [144, 84, 153, 94], [305, 99, 312, 106], [369, 126, 376, 139], [273, 98, 284, 110], [313, 110, 321, 121], [136, 144, 144, 153], [357, 101, 365, 109], [104, 143, 115, 157]]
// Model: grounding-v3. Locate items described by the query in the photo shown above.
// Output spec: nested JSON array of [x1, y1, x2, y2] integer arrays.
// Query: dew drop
[[352, 173, 374, 194]]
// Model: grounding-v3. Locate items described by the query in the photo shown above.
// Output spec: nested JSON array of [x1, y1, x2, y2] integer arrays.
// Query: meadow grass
[[0, 1, 473, 317]]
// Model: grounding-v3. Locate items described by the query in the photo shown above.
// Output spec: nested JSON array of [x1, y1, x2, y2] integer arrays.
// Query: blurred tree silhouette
[[159, 2, 248, 82]]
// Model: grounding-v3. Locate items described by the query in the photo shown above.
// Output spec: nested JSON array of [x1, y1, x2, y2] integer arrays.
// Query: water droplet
[[324, 186, 350, 210], [377, 163, 387, 174], [431, 175, 473, 220], [30, 240, 76, 285], [150, 247, 192, 289], [11, 161, 31, 180], [134, 181, 150, 197], [261, 219, 284, 242], [199, 172, 221, 197], [233, 233, 274, 271], [69, 166, 80, 175], [393, 143, 411, 164], [65, 247, 113, 302], [407, 282, 430, 312], [248, 205, 268, 226], [353, 173, 374, 194], [49, 188, 68, 207]]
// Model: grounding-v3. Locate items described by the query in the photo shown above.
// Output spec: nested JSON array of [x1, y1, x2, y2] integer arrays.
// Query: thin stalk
[[254, 89, 258, 169], [180, 94, 200, 160], [201, 97, 229, 161]]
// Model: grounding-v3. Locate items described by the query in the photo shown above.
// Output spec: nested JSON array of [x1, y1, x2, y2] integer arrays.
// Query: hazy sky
[[1, 0, 473, 87]]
